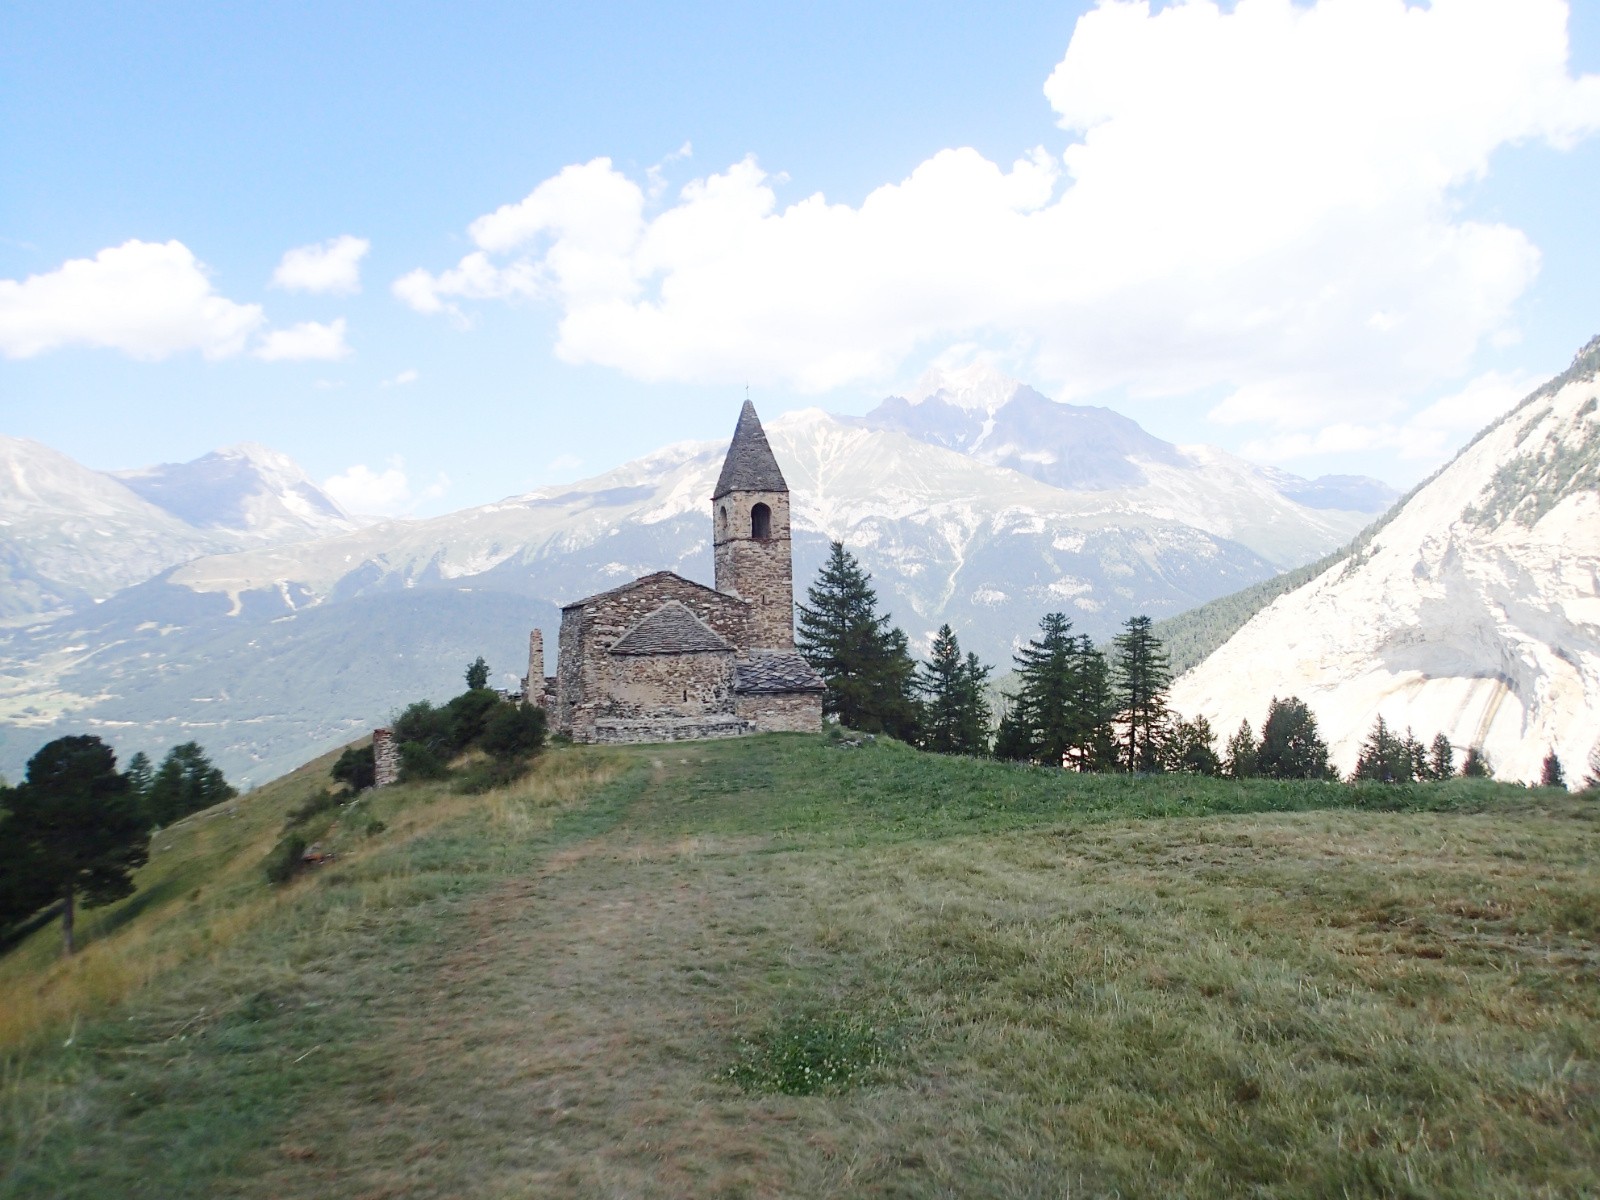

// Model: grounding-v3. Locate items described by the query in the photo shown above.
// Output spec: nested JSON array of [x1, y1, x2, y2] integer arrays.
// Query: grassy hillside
[[3, 735, 1597, 1197]]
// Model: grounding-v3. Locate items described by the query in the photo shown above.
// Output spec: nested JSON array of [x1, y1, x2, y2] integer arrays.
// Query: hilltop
[[3, 735, 1596, 1197]]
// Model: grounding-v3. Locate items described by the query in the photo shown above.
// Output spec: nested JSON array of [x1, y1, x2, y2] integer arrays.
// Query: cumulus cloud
[[395, 0, 1600, 426], [253, 318, 352, 361], [270, 235, 370, 294], [382, 368, 420, 386], [1241, 370, 1534, 465], [0, 239, 264, 360], [322, 457, 449, 516]]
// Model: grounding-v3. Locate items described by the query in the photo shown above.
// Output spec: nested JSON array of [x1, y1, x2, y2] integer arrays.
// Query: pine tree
[[1427, 733, 1454, 781], [1257, 697, 1334, 780], [992, 696, 1034, 761], [144, 742, 237, 828], [1225, 719, 1259, 779], [797, 542, 922, 740], [4, 736, 149, 955], [1112, 616, 1171, 773], [1461, 745, 1492, 778], [917, 626, 991, 755], [1541, 749, 1566, 790]]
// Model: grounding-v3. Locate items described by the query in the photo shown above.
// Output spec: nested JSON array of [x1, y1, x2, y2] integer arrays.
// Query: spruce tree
[[992, 697, 1034, 762], [1352, 715, 1408, 783], [917, 626, 991, 755], [1010, 613, 1079, 766], [1257, 697, 1334, 780], [1112, 615, 1171, 773], [144, 742, 238, 828], [4, 736, 149, 955], [1541, 749, 1566, 790], [1225, 719, 1259, 779], [124, 751, 153, 806], [1165, 715, 1222, 776], [1461, 745, 1492, 778], [1069, 635, 1118, 771], [1427, 733, 1454, 781], [797, 542, 921, 740]]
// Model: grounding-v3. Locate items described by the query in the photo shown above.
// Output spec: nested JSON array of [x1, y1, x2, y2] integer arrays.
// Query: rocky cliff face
[[1170, 338, 1600, 783]]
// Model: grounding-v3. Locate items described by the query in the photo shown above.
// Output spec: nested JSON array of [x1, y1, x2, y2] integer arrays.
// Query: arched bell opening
[[751, 502, 772, 540]]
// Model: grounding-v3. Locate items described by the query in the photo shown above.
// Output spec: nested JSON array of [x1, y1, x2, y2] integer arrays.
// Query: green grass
[[2, 734, 1597, 1197]]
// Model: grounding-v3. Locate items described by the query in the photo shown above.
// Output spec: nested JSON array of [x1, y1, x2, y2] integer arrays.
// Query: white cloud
[[270, 235, 370, 294], [396, 0, 1600, 426], [322, 456, 447, 516], [547, 452, 583, 473], [253, 318, 351, 361], [1241, 369, 1533, 464], [0, 239, 264, 360], [382, 368, 420, 386]]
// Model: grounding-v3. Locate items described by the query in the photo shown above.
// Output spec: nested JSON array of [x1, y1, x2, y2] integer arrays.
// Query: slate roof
[[562, 570, 731, 613], [713, 400, 789, 499], [733, 651, 827, 694], [609, 600, 734, 656]]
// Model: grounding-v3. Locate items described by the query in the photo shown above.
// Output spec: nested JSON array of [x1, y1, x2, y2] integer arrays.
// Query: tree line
[[796, 541, 1589, 790], [0, 738, 235, 954]]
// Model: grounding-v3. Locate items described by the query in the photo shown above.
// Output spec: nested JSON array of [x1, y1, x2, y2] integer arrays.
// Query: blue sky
[[3, 0, 1598, 516]]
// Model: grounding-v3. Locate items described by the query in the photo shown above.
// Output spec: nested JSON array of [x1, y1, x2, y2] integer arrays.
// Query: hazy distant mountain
[[112, 443, 360, 541], [0, 391, 1384, 785], [0, 438, 358, 623], [1171, 335, 1600, 783]]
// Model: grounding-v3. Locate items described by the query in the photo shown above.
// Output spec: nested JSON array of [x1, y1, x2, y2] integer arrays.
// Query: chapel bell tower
[[712, 400, 794, 649]]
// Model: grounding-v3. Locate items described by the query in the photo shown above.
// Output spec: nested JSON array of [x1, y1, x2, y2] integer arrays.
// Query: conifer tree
[[1426, 733, 1454, 781], [1461, 745, 1492, 778], [917, 625, 991, 755], [1585, 743, 1600, 792], [992, 696, 1034, 762], [124, 751, 153, 805], [1112, 615, 1171, 773], [1225, 719, 1259, 779], [1068, 635, 1118, 771], [4, 736, 149, 955], [465, 656, 491, 691], [1352, 715, 1410, 783], [797, 542, 921, 740], [1165, 715, 1222, 776], [1009, 613, 1079, 766], [1541, 749, 1566, 790], [144, 742, 237, 828], [1257, 697, 1334, 780]]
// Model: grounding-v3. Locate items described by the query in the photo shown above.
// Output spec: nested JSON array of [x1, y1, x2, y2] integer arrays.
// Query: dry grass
[[3, 737, 1597, 1197]]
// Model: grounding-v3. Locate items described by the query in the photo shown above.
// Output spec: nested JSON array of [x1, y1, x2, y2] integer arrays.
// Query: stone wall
[[713, 489, 794, 649], [734, 691, 822, 734], [556, 572, 755, 741], [521, 629, 547, 705], [372, 728, 400, 787]]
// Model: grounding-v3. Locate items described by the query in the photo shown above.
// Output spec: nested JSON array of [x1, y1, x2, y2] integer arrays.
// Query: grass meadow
[[1, 732, 1596, 1197]]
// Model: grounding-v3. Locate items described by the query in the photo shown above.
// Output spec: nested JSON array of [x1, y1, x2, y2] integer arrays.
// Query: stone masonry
[[541, 401, 824, 744], [372, 727, 400, 787]]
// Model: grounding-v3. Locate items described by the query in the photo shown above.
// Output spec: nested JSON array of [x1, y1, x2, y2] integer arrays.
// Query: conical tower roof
[[712, 400, 788, 499]]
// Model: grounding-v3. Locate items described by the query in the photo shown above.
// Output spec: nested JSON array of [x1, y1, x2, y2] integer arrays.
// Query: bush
[[445, 688, 503, 753], [399, 741, 450, 783], [454, 757, 534, 795], [480, 702, 547, 760], [393, 700, 451, 756], [331, 745, 376, 793], [262, 833, 307, 885], [284, 788, 341, 829]]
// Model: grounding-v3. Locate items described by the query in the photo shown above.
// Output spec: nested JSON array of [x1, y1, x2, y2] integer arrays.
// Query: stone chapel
[[525, 401, 825, 743]]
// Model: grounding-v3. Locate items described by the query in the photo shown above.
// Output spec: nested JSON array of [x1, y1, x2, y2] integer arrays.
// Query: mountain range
[[0, 368, 1390, 785], [1170, 337, 1600, 784]]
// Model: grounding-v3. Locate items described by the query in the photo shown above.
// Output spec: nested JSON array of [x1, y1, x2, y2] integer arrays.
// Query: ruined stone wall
[[733, 691, 822, 734], [522, 629, 546, 705], [372, 728, 400, 787], [713, 490, 794, 649], [554, 606, 587, 736]]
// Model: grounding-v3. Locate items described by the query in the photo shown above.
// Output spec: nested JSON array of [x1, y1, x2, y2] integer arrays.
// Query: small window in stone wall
[[751, 502, 771, 539], [718, 505, 728, 537]]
